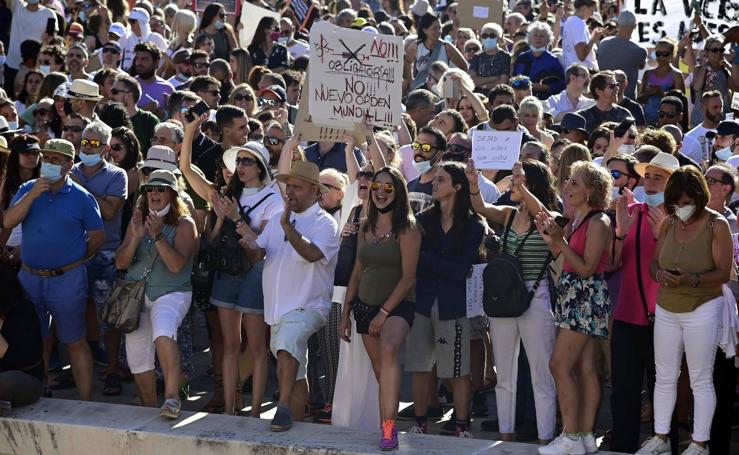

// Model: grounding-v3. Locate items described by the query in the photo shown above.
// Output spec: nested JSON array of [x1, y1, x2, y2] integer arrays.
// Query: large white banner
[[308, 21, 404, 130], [624, 0, 736, 45]]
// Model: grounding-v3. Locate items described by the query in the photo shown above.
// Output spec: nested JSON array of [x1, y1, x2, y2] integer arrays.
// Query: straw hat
[[276, 161, 327, 192], [634, 152, 680, 178]]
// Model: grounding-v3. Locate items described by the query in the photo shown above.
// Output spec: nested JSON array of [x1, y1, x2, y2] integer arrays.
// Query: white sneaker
[[681, 443, 709, 455], [582, 433, 598, 453], [635, 436, 671, 454], [457, 430, 473, 438], [407, 424, 426, 434], [538, 433, 586, 455]]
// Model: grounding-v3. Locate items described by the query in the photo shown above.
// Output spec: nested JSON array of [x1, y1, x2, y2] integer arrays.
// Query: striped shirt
[[501, 228, 550, 281]]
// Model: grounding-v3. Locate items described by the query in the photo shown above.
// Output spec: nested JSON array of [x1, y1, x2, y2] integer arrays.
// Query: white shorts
[[125, 292, 192, 374], [270, 308, 325, 380]]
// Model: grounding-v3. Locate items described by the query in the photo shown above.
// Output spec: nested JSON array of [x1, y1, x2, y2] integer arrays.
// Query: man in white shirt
[[546, 64, 595, 122], [119, 7, 167, 72], [242, 161, 340, 433], [561, 0, 602, 71], [685, 90, 724, 163], [4, 0, 56, 93]]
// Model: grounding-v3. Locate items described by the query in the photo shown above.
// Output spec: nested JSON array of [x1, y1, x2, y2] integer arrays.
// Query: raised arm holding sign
[[471, 130, 523, 170]]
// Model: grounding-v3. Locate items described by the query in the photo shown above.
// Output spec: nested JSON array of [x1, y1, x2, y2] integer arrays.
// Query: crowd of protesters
[[0, 0, 738, 454]]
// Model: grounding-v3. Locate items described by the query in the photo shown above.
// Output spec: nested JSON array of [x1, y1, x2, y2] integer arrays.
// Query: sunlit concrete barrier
[[0, 398, 627, 454]]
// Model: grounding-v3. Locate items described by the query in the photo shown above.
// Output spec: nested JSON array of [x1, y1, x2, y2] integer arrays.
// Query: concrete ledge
[[0, 398, 627, 454]]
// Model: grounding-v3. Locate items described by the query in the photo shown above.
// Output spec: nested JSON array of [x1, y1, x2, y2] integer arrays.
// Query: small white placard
[[466, 264, 486, 319], [471, 130, 523, 170], [472, 5, 489, 18], [731, 92, 739, 111]]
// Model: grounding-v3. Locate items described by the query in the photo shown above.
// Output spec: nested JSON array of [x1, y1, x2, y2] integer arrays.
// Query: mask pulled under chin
[[715, 146, 733, 162], [644, 192, 664, 207], [152, 203, 171, 218], [376, 200, 396, 214]]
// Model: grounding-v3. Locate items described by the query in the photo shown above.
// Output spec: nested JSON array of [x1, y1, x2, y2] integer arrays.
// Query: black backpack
[[483, 210, 550, 318]]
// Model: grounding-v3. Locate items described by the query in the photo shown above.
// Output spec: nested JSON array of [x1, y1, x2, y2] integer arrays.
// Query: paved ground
[[49, 311, 738, 453]]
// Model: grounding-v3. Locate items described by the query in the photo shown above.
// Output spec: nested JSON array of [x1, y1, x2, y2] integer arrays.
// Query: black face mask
[[376, 199, 396, 214], [326, 205, 341, 215]]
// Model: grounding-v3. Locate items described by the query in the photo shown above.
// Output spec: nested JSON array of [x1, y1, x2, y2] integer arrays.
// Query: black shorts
[[352, 299, 415, 334]]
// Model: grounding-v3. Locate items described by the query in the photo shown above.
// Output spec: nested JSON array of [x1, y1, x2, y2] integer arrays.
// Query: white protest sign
[[239, 2, 281, 49], [471, 130, 522, 170], [624, 0, 736, 45], [308, 21, 404, 129], [732, 92, 739, 111], [466, 264, 486, 319]]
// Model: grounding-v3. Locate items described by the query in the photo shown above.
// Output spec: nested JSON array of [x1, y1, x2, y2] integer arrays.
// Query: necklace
[[372, 229, 394, 245], [680, 218, 696, 231]]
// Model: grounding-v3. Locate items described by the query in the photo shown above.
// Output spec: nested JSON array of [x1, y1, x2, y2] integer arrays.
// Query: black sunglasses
[[235, 156, 257, 167], [356, 170, 374, 179], [110, 143, 125, 151], [446, 144, 471, 155], [264, 136, 284, 146], [655, 51, 671, 58], [110, 88, 130, 95], [103, 47, 121, 54], [35, 109, 51, 116], [707, 47, 724, 53], [658, 111, 677, 118], [233, 93, 253, 102], [144, 186, 167, 193], [466, 47, 480, 53]]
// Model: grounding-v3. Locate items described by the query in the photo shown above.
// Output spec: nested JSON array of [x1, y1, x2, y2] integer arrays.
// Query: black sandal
[[102, 373, 122, 396]]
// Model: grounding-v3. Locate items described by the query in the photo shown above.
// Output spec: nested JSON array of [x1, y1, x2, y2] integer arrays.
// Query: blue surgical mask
[[482, 38, 498, 51], [79, 151, 102, 166], [530, 46, 547, 53], [716, 146, 733, 161], [242, 186, 260, 198], [214, 20, 225, 30], [79, 10, 87, 22], [412, 159, 432, 174], [8, 120, 18, 130], [39, 65, 50, 75], [644, 192, 664, 207], [40, 162, 64, 183]]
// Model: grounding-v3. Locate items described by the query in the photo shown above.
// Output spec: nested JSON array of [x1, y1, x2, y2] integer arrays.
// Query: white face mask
[[412, 159, 432, 174], [152, 203, 171, 217], [716, 146, 733, 162], [675, 205, 696, 222], [530, 46, 547, 53], [618, 144, 636, 155]]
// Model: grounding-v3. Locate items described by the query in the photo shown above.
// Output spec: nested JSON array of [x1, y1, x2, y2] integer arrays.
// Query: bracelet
[[691, 273, 700, 288], [614, 233, 626, 241], [469, 189, 480, 196], [379, 307, 390, 316], [153, 232, 165, 243]]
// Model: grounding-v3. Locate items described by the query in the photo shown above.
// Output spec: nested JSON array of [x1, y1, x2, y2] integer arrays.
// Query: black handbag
[[334, 204, 362, 287], [483, 210, 550, 318]]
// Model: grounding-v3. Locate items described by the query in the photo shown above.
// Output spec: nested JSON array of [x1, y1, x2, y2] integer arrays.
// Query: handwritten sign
[[471, 130, 523, 170], [624, 0, 736, 44], [466, 264, 486, 319], [308, 21, 403, 130], [458, 1, 504, 30], [295, 71, 365, 143], [731, 92, 739, 111], [238, 2, 281, 50]]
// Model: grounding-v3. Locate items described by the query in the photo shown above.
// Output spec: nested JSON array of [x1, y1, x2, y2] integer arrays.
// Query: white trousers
[[653, 297, 721, 441], [489, 282, 557, 440], [125, 292, 192, 374]]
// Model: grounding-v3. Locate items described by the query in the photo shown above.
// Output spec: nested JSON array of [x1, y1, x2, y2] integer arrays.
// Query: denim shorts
[[19, 265, 88, 343], [87, 250, 118, 330], [210, 259, 265, 314]]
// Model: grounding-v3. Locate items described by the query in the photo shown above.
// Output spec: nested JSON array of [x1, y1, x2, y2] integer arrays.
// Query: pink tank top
[[563, 211, 608, 275]]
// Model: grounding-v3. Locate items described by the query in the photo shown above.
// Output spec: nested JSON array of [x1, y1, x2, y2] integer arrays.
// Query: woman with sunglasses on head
[[637, 38, 685, 126], [0, 135, 41, 262], [405, 162, 484, 439], [248, 17, 291, 72], [534, 161, 613, 455], [638, 167, 733, 455], [339, 166, 421, 450], [181, 112, 281, 417], [197, 3, 237, 62], [116, 169, 198, 420], [466, 158, 560, 445]]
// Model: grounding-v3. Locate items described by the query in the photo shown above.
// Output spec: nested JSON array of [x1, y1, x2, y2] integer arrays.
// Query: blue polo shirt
[[304, 142, 366, 173], [72, 161, 128, 251], [12, 178, 103, 269]]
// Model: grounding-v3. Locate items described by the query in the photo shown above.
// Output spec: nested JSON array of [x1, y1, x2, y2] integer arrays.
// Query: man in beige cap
[[66, 79, 103, 123], [240, 161, 340, 432], [3, 138, 104, 402]]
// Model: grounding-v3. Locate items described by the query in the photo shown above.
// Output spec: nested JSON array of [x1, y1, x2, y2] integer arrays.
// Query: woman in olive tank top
[[339, 167, 421, 451], [640, 167, 733, 454]]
